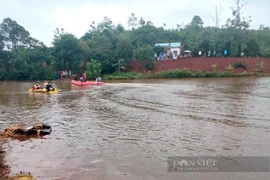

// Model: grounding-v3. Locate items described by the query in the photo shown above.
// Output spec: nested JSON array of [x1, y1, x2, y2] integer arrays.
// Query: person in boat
[[79, 76, 84, 82], [33, 83, 41, 90], [83, 73, 87, 82], [73, 74, 78, 81], [96, 76, 101, 82], [45, 82, 55, 92]]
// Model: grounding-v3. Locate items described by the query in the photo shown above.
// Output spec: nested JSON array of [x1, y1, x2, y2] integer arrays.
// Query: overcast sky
[[0, 0, 269, 46]]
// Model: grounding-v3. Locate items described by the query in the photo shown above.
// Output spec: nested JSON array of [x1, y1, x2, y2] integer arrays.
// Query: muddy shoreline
[[0, 135, 8, 180], [0, 136, 36, 180]]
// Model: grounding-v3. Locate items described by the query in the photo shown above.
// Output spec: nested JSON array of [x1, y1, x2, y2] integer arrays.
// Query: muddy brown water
[[0, 78, 270, 180]]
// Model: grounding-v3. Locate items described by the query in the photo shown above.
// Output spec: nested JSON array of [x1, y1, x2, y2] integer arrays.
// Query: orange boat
[[71, 80, 105, 86]]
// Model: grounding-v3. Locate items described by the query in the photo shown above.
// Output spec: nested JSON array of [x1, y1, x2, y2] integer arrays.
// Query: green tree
[[1, 6, 270, 81], [256, 28, 270, 57], [244, 37, 260, 57], [0, 34, 5, 50], [0, 50, 11, 80], [115, 36, 133, 61], [7, 44, 53, 80], [138, 17, 146, 27], [146, 21, 154, 26], [127, 13, 138, 30], [191, 15, 204, 28], [133, 44, 155, 70], [86, 59, 102, 79], [88, 33, 115, 73], [113, 58, 126, 73], [97, 16, 115, 32], [225, 0, 252, 56], [52, 28, 84, 73], [182, 28, 204, 55], [80, 40, 91, 60], [0, 17, 30, 51], [153, 46, 165, 55], [115, 24, 125, 33], [0, 18, 54, 80], [131, 25, 161, 46]]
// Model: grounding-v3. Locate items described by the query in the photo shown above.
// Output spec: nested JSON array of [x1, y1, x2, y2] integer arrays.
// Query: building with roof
[[154, 42, 181, 59]]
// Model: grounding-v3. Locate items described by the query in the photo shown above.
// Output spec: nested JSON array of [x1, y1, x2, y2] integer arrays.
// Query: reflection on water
[[0, 78, 270, 180]]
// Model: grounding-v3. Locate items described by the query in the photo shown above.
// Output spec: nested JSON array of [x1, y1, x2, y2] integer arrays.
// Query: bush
[[234, 61, 247, 69], [157, 68, 192, 78], [86, 59, 102, 79], [133, 44, 156, 70], [204, 72, 215, 78], [192, 71, 204, 78], [102, 69, 253, 80], [144, 74, 155, 79], [157, 71, 172, 78]]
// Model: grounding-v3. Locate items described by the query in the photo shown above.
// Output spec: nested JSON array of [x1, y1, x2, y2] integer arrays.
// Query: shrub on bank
[[234, 61, 247, 69], [157, 68, 192, 78], [103, 72, 146, 80], [253, 72, 270, 77], [191, 71, 248, 78], [102, 68, 253, 80]]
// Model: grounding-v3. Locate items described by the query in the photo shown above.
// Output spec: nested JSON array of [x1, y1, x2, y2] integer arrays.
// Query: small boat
[[71, 80, 105, 86], [28, 88, 58, 94]]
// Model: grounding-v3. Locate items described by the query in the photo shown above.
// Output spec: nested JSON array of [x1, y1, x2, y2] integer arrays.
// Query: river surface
[[0, 78, 270, 180]]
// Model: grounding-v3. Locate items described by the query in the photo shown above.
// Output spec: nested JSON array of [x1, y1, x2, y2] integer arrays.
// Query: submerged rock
[[2, 123, 52, 139], [9, 171, 36, 180]]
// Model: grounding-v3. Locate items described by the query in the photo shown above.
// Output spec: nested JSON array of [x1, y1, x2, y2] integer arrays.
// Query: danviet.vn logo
[[170, 157, 218, 172], [167, 156, 270, 172]]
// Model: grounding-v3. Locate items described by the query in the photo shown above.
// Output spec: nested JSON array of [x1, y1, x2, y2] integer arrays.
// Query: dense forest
[[0, 0, 270, 80]]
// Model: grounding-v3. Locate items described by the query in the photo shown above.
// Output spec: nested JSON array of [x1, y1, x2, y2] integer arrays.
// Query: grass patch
[[102, 68, 253, 80]]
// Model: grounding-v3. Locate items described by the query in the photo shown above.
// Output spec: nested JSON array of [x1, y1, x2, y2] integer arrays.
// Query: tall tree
[[0, 34, 4, 50], [97, 16, 115, 32], [191, 15, 204, 28], [139, 17, 146, 27], [225, 0, 252, 56], [211, 4, 224, 28], [86, 59, 102, 79], [0, 17, 30, 51], [133, 44, 155, 70], [52, 29, 84, 73], [127, 13, 138, 30], [88, 33, 115, 73], [115, 36, 133, 61]]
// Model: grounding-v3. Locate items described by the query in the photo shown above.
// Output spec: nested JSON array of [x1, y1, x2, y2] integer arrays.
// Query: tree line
[[0, 0, 270, 80]]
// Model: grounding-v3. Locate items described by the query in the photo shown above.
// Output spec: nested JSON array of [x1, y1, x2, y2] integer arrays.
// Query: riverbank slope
[[0, 135, 8, 180], [128, 58, 270, 74]]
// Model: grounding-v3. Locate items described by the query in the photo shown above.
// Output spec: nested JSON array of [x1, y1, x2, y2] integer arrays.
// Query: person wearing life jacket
[[33, 83, 41, 90], [73, 74, 78, 81], [45, 82, 54, 92], [83, 73, 87, 82], [79, 76, 84, 82], [96, 76, 101, 82]]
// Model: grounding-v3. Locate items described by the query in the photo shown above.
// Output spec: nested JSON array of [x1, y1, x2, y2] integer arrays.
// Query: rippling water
[[0, 78, 270, 180]]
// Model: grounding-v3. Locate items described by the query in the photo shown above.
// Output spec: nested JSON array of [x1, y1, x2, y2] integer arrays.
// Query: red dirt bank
[[128, 58, 270, 74]]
